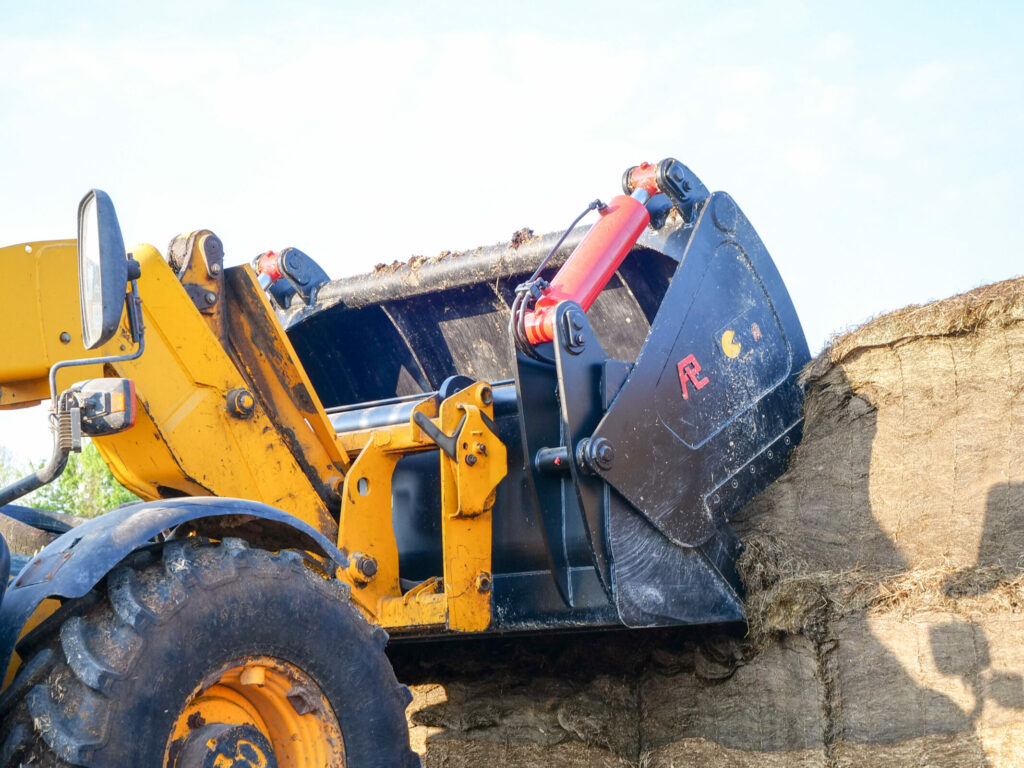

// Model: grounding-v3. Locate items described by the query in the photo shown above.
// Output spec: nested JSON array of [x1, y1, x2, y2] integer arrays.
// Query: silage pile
[[394, 277, 1024, 767]]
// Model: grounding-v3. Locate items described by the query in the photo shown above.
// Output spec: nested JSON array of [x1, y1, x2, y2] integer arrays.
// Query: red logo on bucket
[[677, 354, 709, 400]]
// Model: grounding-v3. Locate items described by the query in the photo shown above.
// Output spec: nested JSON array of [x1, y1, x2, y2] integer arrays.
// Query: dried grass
[[739, 533, 1024, 649], [801, 276, 1024, 384]]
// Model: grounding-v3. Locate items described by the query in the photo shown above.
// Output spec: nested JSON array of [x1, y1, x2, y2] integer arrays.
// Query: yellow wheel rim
[[164, 656, 345, 767]]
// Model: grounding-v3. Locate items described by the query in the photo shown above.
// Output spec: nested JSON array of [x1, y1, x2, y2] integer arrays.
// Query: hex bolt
[[577, 437, 615, 473], [588, 438, 615, 471], [465, 454, 478, 466], [474, 442, 487, 456], [209, 262, 222, 276], [59, 332, 71, 344], [204, 291, 218, 306], [356, 554, 378, 579], [226, 388, 256, 419]]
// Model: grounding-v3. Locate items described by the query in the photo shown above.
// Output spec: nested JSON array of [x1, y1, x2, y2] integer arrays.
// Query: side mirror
[[78, 189, 131, 350]]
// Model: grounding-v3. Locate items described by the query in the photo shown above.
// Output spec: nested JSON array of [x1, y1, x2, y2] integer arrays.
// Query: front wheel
[[0, 538, 419, 768]]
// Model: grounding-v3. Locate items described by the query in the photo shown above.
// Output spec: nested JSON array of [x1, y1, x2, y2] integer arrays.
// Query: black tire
[[0, 537, 419, 768]]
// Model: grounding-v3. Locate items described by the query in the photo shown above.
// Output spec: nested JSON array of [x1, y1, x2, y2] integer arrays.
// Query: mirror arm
[[49, 280, 146, 402], [48, 333, 146, 404]]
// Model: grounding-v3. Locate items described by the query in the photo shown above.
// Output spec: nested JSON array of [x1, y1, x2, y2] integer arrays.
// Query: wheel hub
[[164, 656, 345, 768], [176, 723, 277, 768]]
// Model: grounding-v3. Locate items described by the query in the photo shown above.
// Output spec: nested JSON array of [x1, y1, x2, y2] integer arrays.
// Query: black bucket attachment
[[281, 161, 810, 631]]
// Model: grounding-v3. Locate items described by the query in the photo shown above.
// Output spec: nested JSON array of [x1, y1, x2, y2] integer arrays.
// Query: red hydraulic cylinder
[[254, 250, 284, 282], [523, 193, 650, 345]]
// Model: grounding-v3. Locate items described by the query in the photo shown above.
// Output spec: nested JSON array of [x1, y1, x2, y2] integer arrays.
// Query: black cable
[[526, 199, 606, 284], [510, 199, 606, 359]]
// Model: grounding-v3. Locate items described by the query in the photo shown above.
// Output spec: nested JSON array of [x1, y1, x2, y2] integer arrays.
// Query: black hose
[[0, 431, 71, 509], [510, 199, 606, 360]]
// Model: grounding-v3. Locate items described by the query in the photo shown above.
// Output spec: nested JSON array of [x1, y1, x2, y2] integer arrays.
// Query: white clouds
[[783, 141, 828, 181], [801, 78, 853, 117], [0, 3, 1020, 389], [857, 115, 905, 159], [815, 32, 856, 61], [899, 60, 957, 99], [725, 66, 775, 95]]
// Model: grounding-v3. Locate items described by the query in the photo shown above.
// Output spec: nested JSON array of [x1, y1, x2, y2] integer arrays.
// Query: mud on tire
[[0, 538, 419, 768]]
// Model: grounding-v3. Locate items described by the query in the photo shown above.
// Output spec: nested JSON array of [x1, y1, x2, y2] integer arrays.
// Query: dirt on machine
[[0, 158, 808, 766]]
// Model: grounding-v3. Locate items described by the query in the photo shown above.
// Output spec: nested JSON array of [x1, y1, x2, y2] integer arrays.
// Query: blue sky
[[2, 0, 1023, 460]]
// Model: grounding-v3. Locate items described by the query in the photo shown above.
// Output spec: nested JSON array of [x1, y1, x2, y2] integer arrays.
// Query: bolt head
[[227, 388, 256, 418], [585, 437, 615, 471], [357, 555, 378, 578]]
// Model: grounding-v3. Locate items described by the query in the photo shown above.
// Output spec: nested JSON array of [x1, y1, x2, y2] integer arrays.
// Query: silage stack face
[[726, 276, 1024, 767], [400, 278, 1024, 767]]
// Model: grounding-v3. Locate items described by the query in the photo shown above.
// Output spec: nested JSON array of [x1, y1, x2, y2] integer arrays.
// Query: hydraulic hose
[[0, 422, 72, 509]]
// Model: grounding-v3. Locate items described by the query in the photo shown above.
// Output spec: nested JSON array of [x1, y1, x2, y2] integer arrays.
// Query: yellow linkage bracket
[[336, 383, 506, 632], [438, 383, 506, 631]]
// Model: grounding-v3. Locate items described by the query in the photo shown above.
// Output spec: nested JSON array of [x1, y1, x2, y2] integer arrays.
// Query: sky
[[1, 0, 1023, 462]]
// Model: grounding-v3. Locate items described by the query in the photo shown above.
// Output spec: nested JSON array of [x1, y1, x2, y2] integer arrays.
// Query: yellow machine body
[[0, 236, 503, 635]]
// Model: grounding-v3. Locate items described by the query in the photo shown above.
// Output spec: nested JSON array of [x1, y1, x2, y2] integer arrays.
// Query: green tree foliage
[[27, 442, 138, 518], [0, 442, 135, 520], [0, 446, 19, 488]]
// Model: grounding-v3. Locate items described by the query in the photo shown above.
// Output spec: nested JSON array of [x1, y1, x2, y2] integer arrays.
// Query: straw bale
[[400, 278, 1024, 766]]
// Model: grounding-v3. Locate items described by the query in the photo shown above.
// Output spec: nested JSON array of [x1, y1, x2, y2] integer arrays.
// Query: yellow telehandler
[[0, 159, 809, 766]]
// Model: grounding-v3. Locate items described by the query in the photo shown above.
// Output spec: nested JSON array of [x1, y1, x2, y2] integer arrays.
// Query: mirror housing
[[77, 189, 128, 350]]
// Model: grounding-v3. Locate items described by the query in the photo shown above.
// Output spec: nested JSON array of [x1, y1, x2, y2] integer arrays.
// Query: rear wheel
[[0, 537, 419, 768]]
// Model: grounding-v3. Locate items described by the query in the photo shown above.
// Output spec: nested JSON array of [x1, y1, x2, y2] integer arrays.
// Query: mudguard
[[0, 497, 347, 683]]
